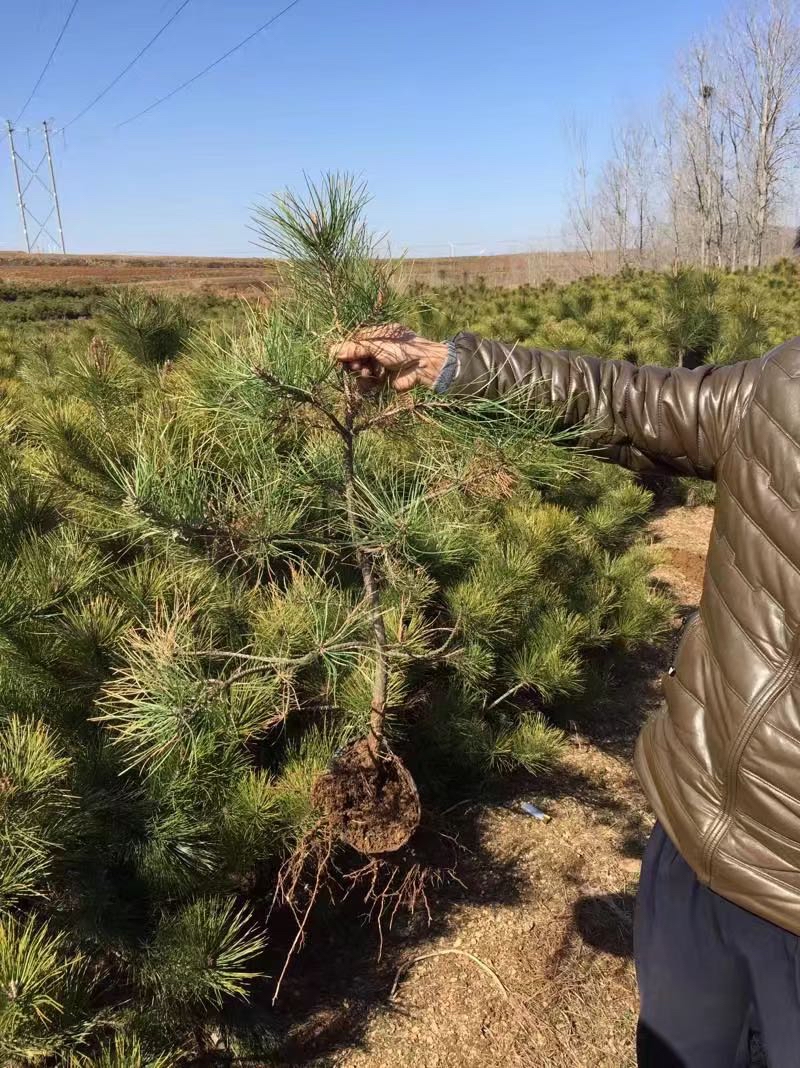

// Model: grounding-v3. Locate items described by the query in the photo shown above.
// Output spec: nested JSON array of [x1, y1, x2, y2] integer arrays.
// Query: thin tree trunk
[[342, 382, 388, 761]]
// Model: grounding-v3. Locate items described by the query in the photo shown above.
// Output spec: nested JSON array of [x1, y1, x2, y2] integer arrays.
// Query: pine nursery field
[[410, 256, 800, 365], [0, 182, 798, 1066]]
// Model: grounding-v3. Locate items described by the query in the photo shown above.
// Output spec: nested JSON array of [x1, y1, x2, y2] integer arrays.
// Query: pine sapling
[[252, 176, 422, 857]]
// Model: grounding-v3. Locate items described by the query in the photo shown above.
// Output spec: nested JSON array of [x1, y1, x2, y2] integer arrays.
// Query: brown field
[[0, 251, 280, 297], [0, 248, 683, 296], [2, 224, 794, 295], [0, 249, 610, 295]]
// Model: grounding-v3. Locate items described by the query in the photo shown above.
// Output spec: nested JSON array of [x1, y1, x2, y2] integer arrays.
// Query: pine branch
[[205, 641, 368, 690], [251, 367, 348, 436]]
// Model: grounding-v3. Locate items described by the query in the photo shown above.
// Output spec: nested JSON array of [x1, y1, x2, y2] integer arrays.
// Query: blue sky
[[1, 0, 731, 256]]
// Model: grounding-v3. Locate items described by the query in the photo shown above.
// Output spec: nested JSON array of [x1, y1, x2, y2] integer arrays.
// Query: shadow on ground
[[574, 892, 636, 958], [267, 814, 526, 1064]]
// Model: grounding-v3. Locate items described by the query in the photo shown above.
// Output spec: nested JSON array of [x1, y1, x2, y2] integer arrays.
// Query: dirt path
[[273, 505, 714, 1068]]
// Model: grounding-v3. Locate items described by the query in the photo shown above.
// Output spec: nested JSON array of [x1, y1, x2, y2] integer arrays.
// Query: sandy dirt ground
[[268, 505, 715, 1068]]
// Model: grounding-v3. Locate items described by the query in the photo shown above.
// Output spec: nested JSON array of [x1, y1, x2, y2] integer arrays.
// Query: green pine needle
[[142, 897, 267, 1009]]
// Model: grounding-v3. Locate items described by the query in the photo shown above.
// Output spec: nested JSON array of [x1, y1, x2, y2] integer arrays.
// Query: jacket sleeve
[[448, 331, 764, 480]]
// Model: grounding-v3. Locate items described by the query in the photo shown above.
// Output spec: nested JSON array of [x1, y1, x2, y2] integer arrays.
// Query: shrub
[[95, 290, 190, 366]]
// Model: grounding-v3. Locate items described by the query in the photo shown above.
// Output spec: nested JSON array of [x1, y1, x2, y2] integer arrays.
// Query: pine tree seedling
[[249, 178, 588, 860], [245, 175, 622, 1000], [252, 175, 423, 857]]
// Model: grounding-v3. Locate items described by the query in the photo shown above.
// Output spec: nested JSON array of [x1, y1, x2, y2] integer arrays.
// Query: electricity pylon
[[5, 120, 67, 253]]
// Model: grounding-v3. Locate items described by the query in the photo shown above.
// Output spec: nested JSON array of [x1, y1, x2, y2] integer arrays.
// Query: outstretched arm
[[333, 326, 764, 481]]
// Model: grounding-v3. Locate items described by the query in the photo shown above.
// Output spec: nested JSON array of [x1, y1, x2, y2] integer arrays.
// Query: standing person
[[334, 321, 800, 1067]]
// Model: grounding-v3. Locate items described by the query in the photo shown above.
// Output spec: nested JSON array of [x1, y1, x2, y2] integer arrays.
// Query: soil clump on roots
[[312, 738, 421, 855]]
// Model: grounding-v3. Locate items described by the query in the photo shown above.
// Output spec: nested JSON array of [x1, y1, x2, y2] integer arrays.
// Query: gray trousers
[[635, 823, 800, 1067]]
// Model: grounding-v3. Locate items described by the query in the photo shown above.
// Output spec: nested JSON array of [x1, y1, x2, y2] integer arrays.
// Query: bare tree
[[635, 150, 657, 263], [724, 93, 750, 269], [725, 0, 800, 266], [676, 44, 729, 267], [564, 117, 598, 265], [658, 94, 690, 265], [561, 0, 800, 273], [621, 120, 658, 263], [597, 153, 631, 268], [572, 117, 659, 269]]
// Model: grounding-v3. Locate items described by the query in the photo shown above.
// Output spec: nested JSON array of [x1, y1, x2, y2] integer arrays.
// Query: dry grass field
[[2, 224, 794, 294], [0, 248, 700, 294], [0, 251, 279, 296]]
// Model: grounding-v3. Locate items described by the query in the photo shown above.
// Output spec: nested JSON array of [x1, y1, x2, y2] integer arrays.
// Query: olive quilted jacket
[[450, 331, 800, 934]]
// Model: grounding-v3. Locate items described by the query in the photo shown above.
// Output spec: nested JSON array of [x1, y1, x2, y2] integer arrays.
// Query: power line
[[116, 0, 303, 129], [59, 0, 195, 133], [16, 0, 80, 123]]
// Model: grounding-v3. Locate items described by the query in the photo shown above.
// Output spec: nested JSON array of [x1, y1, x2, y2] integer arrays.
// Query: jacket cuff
[[432, 338, 460, 394], [439, 332, 492, 396]]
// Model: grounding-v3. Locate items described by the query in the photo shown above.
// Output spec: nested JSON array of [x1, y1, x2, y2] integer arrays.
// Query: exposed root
[[270, 828, 334, 1006], [270, 822, 463, 1000], [343, 854, 454, 960]]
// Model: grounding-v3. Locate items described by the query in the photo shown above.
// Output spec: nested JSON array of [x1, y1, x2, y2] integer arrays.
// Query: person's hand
[[331, 324, 448, 393]]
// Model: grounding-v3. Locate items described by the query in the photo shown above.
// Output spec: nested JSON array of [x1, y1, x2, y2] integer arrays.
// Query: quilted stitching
[[451, 332, 800, 934]]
